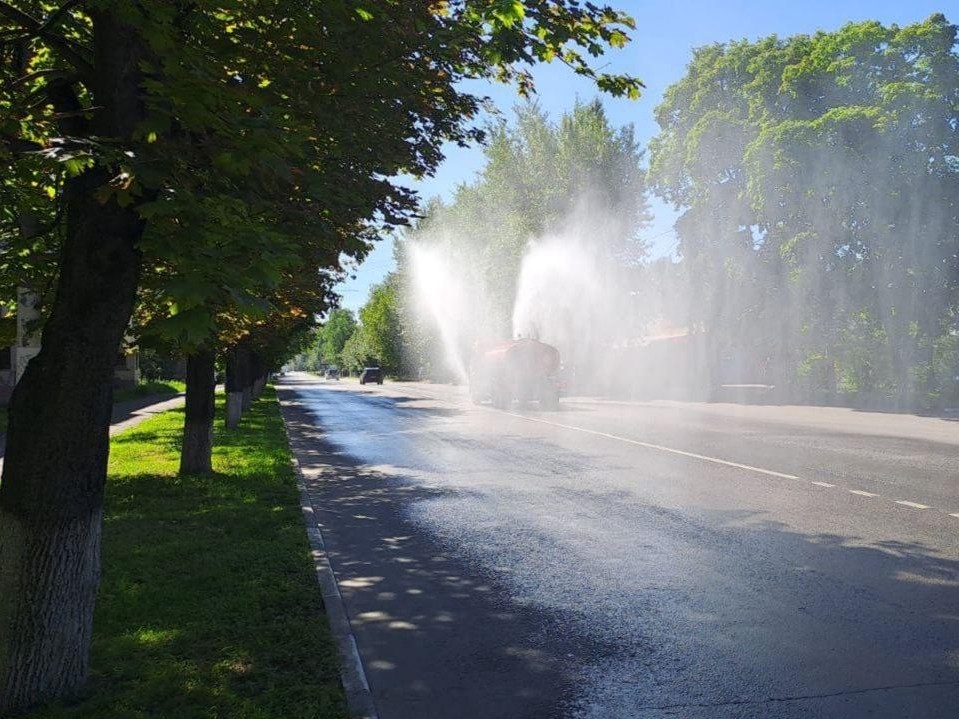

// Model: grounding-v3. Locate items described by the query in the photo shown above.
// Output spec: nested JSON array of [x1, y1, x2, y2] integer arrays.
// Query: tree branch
[[2, 68, 73, 92], [40, 0, 83, 34], [0, 1, 93, 78], [0, 133, 44, 154]]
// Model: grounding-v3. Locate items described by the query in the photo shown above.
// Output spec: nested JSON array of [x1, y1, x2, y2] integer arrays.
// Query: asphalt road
[[277, 373, 959, 719]]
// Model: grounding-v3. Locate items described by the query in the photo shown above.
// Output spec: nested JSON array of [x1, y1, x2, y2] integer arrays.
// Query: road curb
[[278, 399, 379, 719]]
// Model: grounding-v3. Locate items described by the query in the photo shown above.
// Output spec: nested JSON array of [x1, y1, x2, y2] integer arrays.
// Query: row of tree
[[0, 1, 642, 712], [300, 99, 651, 381], [294, 284, 404, 376], [350, 15, 958, 409]]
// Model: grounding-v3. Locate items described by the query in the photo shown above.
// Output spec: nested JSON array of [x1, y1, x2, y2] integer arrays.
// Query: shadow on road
[[280, 391, 613, 719], [278, 379, 959, 718]]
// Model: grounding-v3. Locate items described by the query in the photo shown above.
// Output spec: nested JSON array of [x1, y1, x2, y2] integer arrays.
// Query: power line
[[640, 226, 678, 243]]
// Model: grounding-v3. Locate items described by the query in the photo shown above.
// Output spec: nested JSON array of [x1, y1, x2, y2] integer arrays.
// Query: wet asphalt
[[277, 373, 959, 719]]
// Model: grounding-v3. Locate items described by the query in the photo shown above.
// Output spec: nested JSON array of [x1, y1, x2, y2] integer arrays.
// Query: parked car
[[324, 367, 340, 380], [359, 367, 383, 385]]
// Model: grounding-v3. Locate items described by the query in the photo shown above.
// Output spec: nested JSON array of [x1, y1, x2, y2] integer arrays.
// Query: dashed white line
[[895, 500, 930, 510], [353, 384, 958, 523], [501, 411, 801, 481]]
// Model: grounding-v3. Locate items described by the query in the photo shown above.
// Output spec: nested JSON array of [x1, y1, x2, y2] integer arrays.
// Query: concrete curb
[[278, 400, 379, 719]]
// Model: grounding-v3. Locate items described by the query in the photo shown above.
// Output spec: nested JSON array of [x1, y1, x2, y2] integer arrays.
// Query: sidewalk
[[0, 392, 185, 464], [108, 393, 187, 435]]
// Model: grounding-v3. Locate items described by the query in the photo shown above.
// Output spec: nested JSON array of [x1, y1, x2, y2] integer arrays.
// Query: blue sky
[[337, 0, 952, 312]]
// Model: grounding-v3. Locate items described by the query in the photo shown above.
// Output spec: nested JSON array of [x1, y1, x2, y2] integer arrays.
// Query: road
[[277, 373, 959, 718]]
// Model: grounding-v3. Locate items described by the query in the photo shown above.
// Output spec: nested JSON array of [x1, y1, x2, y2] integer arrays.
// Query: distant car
[[324, 368, 340, 380], [359, 367, 383, 385]]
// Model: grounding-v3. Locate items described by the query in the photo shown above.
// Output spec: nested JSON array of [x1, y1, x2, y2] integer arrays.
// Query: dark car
[[359, 367, 383, 385]]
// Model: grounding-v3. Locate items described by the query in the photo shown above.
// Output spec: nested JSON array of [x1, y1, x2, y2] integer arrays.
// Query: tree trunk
[[0, 12, 148, 713], [0, 171, 144, 712], [885, 321, 913, 410], [925, 344, 937, 404], [239, 344, 253, 412], [250, 352, 265, 398], [225, 347, 242, 429], [179, 350, 216, 475]]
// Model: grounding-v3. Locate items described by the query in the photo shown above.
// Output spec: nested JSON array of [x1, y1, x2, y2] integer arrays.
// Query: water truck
[[469, 338, 562, 410]]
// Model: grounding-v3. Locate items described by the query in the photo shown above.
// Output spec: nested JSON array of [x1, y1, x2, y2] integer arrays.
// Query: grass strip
[[27, 387, 347, 719]]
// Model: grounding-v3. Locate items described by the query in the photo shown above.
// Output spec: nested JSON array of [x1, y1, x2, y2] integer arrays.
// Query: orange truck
[[468, 338, 562, 410]]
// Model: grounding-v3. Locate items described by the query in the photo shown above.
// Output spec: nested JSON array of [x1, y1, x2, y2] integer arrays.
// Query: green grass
[[112, 379, 186, 404], [27, 388, 347, 719]]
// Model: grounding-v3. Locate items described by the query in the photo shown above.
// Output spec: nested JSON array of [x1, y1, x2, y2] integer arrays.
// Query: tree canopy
[[389, 99, 651, 378], [648, 14, 959, 404], [360, 279, 403, 373], [317, 308, 358, 367], [1, 0, 644, 339], [0, 1, 644, 712]]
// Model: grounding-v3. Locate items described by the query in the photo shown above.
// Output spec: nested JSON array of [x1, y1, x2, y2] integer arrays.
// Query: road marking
[[337, 382, 958, 522], [501, 412, 800, 481]]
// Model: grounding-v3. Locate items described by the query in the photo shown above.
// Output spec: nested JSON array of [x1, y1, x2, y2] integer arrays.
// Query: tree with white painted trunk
[[179, 349, 216, 476]]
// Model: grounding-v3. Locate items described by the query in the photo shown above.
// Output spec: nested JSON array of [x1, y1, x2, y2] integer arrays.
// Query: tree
[[393, 100, 651, 376], [0, 3, 642, 709], [648, 14, 959, 406], [0, 8, 155, 711], [318, 309, 358, 367], [340, 326, 373, 374], [360, 278, 403, 373]]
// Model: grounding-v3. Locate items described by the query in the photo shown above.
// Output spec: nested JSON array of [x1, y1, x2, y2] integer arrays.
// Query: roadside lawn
[[26, 388, 347, 719]]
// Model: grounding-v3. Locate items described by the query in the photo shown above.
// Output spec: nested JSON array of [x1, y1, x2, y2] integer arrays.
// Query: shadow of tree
[[281, 397, 612, 719]]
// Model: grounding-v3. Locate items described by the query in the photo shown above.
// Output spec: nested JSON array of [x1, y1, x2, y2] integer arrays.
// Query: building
[[0, 289, 139, 406]]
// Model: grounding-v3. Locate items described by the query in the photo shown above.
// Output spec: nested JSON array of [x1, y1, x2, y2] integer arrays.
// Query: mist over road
[[278, 372, 959, 719]]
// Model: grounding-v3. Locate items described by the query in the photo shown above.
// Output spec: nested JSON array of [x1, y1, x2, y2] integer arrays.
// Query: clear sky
[[336, 0, 952, 312]]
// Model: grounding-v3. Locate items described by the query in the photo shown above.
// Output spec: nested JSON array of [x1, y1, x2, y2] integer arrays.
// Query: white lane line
[[502, 411, 800, 481], [393, 388, 958, 520]]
